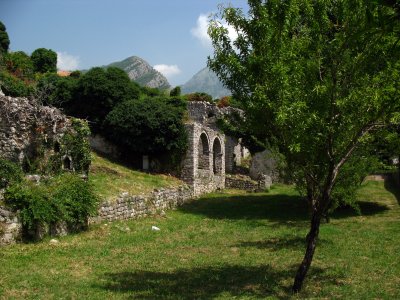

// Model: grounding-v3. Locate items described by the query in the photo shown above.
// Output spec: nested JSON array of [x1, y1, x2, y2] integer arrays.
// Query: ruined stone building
[[0, 92, 85, 174], [180, 101, 249, 195]]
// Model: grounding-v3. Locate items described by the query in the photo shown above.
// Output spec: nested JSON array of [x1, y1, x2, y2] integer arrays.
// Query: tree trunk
[[292, 211, 322, 293]]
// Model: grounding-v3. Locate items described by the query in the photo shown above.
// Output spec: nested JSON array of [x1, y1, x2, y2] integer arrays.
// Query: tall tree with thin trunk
[[208, 0, 400, 292]]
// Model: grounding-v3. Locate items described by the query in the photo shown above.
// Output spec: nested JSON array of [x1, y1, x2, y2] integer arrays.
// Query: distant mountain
[[106, 56, 170, 90], [181, 67, 231, 99]]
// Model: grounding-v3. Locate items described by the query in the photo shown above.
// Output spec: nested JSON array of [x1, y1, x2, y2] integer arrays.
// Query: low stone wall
[[225, 175, 259, 191], [93, 185, 194, 223], [225, 174, 271, 192], [0, 205, 21, 245]]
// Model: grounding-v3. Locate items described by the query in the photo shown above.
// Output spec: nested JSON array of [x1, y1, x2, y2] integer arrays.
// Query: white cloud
[[57, 51, 80, 71], [191, 13, 238, 48], [153, 64, 181, 78]]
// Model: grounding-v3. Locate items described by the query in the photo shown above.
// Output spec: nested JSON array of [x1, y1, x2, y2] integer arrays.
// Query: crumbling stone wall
[[0, 94, 73, 171], [93, 185, 194, 222]]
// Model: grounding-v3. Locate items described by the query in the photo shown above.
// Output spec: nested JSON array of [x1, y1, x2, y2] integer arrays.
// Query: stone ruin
[[0, 92, 85, 245], [0, 93, 77, 172], [180, 101, 250, 195]]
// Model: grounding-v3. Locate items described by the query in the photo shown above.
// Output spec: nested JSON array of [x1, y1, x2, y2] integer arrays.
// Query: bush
[[0, 71, 35, 97], [0, 159, 23, 189], [104, 96, 188, 156], [4, 173, 99, 238], [186, 92, 213, 103]]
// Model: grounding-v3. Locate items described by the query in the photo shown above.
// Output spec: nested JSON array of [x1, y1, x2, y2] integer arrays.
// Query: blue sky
[[0, 0, 248, 86]]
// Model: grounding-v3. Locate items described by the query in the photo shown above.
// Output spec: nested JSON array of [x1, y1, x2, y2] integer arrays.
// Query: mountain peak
[[107, 56, 170, 90], [181, 67, 231, 99]]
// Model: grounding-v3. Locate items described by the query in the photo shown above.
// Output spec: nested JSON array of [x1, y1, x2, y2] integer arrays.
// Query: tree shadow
[[331, 201, 390, 220], [237, 236, 332, 251], [96, 264, 342, 299], [179, 193, 309, 225]]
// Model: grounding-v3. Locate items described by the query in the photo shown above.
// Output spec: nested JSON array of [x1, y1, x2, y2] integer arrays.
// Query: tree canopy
[[104, 96, 187, 156], [70, 67, 141, 129], [208, 0, 400, 292], [0, 21, 10, 53], [31, 48, 57, 73]]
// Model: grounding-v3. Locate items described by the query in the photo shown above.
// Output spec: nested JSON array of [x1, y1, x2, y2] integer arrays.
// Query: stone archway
[[197, 132, 210, 170], [213, 137, 223, 175]]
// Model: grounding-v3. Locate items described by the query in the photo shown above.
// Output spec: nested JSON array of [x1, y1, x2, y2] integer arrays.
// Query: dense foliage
[[69, 67, 140, 129], [0, 159, 23, 189], [104, 96, 188, 156], [31, 48, 57, 73], [208, 0, 400, 291], [0, 21, 10, 53], [4, 173, 99, 237]]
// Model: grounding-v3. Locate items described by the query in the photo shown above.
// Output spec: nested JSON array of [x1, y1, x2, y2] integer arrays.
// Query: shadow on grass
[[97, 264, 342, 299], [331, 201, 390, 219], [237, 236, 332, 251], [179, 193, 309, 225]]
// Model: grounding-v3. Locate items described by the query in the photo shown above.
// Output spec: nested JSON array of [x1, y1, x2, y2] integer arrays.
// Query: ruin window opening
[[54, 141, 61, 153], [213, 137, 223, 175], [198, 133, 210, 170], [63, 156, 72, 170]]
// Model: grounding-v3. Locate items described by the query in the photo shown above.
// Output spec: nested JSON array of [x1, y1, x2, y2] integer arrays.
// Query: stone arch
[[197, 132, 210, 170], [212, 137, 223, 175]]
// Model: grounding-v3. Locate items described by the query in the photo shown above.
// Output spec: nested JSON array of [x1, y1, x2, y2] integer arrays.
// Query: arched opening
[[213, 137, 223, 175], [63, 156, 72, 170], [197, 133, 210, 170], [54, 141, 61, 153]]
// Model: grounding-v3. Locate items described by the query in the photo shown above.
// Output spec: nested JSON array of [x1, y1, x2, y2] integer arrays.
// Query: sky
[[0, 0, 248, 86]]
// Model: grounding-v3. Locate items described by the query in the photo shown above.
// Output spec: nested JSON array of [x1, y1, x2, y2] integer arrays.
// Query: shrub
[[4, 173, 99, 238], [186, 92, 213, 103], [0, 71, 35, 97], [104, 96, 188, 157], [0, 159, 23, 189]]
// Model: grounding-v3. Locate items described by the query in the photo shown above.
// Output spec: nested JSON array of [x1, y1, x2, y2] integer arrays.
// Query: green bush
[[50, 174, 99, 226], [0, 159, 23, 189], [4, 173, 99, 237], [104, 96, 188, 156], [0, 71, 34, 97]]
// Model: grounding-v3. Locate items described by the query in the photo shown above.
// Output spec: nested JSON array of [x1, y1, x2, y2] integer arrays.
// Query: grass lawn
[[0, 179, 399, 299], [89, 152, 182, 201]]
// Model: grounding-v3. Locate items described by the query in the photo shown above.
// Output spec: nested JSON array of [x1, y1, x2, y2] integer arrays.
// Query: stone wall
[[181, 123, 225, 196], [0, 94, 71, 163], [249, 149, 281, 182], [225, 175, 259, 191], [93, 185, 194, 222], [225, 174, 272, 192], [0, 204, 21, 246]]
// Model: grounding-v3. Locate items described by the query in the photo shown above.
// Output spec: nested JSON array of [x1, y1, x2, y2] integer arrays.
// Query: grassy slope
[[0, 180, 399, 299], [89, 152, 182, 201]]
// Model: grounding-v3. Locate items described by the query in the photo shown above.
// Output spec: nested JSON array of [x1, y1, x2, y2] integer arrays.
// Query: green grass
[[89, 152, 182, 201], [1, 179, 399, 299]]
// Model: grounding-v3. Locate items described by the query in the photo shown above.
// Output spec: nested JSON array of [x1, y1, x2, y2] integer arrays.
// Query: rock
[[49, 239, 59, 245], [151, 226, 160, 231]]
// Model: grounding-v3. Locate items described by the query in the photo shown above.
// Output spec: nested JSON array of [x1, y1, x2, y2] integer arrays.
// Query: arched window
[[63, 156, 72, 170], [213, 138, 223, 175], [198, 133, 210, 170]]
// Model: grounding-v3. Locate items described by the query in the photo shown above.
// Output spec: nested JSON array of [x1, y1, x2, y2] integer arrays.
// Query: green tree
[[72, 67, 140, 130], [208, 0, 400, 292], [104, 96, 187, 156], [4, 51, 34, 80], [31, 48, 57, 73], [170, 86, 181, 97], [0, 21, 10, 53], [36, 72, 79, 107]]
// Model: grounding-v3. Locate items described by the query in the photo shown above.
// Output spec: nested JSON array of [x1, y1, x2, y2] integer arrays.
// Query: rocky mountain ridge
[[181, 67, 231, 99], [107, 56, 170, 90]]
